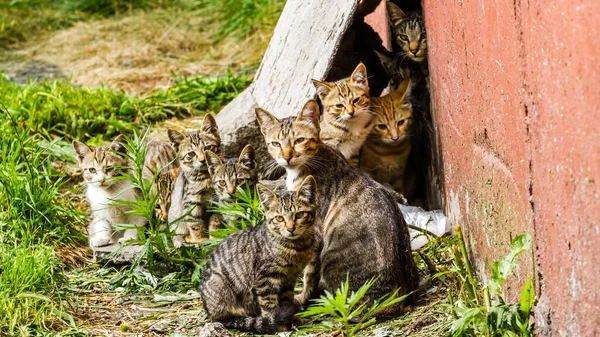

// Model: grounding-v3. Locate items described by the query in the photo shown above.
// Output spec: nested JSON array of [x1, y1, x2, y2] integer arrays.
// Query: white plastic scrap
[[399, 204, 452, 250]]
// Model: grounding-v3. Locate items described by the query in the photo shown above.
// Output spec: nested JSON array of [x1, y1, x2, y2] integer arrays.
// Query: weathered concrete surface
[[423, 0, 600, 335]]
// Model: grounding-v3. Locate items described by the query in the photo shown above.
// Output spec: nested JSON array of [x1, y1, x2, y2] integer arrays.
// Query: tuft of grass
[[61, 0, 181, 16], [0, 73, 251, 143], [200, 0, 286, 42]]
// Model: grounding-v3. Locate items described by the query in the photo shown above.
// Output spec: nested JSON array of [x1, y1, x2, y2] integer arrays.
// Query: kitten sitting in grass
[[72, 136, 147, 248]]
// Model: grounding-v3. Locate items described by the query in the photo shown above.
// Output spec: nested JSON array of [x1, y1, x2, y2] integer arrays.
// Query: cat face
[[313, 63, 371, 123], [257, 175, 317, 240], [255, 100, 320, 169], [206, 145, 257, 200], [371, 78, 413, 145], [73, 135, 128, 187], [168, 114, 221, 175], [387, 2, 427, 63], [154, 168, 179, 220]]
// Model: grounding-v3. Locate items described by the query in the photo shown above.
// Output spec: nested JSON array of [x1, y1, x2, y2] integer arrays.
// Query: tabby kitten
[[205, 144, 258, 231], [255, 101, 419, 313], [142, 141, 179, 221], [73, 136, 147, 248], [200, 176, 318, 334], [312, 63, 373, 166], [387, 2, 427, 72], [167, 114, 221, 248], [360, 77, 416, 201]]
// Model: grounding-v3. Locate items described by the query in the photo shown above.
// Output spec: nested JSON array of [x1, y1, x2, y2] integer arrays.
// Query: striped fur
[[312, 63, 373, 166], [360, 78, 416, 201], [72, 136, 146, 248], [255, 102, 420, 315], [167, 114, 221, 248], [200, 176, 318, 334], [142, 141, 180, 221], [387, 2, 427, 65], [205, 144, 258, 232]]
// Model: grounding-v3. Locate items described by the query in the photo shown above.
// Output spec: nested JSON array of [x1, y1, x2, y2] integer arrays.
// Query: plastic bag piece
[[399, 204, 452, 250]]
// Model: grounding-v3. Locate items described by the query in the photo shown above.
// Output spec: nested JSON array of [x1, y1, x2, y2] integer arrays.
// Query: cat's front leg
[[186, 217, 207, 246], [170, 220, 189, 248], [118, 215, 147, 244], [88, 219, 112, 248], [295, 254, 321, 308], [208, 213, 222, 240]]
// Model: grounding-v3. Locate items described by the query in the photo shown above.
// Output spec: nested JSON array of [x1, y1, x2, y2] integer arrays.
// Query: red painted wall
[[421, 0, 600, 335]]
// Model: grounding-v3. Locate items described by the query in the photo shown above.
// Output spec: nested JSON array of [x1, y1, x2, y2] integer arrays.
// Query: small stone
[[198, 322, 234, 337]]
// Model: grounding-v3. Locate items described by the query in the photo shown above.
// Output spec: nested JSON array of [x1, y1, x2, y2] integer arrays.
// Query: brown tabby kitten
[[387, 2, 427, 73], [167, 114, 221, 248], [200, 176, 318, 334], [255, 101, 419, 314], [360, 78, 416, 201], [142, 141, 179, 221], [205, 144, 258, 231], [73, 136, 147, 248], [312, 63, 373, 166]]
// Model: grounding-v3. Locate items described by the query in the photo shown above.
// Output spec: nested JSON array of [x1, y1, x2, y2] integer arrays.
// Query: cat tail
[[222, 302, 297, 334]]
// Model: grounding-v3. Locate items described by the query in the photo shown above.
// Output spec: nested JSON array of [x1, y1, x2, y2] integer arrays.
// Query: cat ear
[[350, 63, 368, 88], [238, 145, 256, 171], [72, 140, 91, 163], [392, 77, 412, 102], [201, 114, 219, 136], [255, 107, 280, 134], [312, 79, 334, 100], [256, 183, 278, 210], [168, 129, 185, 148], [204, 150, 222, 173], [374, 50, 394, 74], [386, 2, 407, 25], [110, 135, 126, 155], [295, 175, 317, 205], [296, 100, 321, 123]]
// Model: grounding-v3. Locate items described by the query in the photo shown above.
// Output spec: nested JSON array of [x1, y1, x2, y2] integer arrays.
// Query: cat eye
[[295, 212, 307, 219], [294, 138, 305, 145], [334, 103, 345, 109], [218, 180, 226, 187], [205, 145, 215, 152], [352, 97, 360, 104], [185, 152, 195, 160], [275, 216, 284, 222], [397, 120, 406, 126], [271, 141, 281, 147], [88, 168, 97, 174], [399, 34, 409, 41], [236, 178, 246, 185], [376, 124, 388, 130]]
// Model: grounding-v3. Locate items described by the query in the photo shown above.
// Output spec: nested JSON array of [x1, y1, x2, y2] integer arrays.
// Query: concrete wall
[[421, 0, 600, 335]]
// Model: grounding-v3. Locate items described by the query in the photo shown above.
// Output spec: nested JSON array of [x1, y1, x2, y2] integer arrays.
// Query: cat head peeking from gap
[[255, 100, 321, 170], [256, 175, 318, 240], [312, 63, 371, 123], [370, 77, 413, 145], [205, 144, 258, 201], [387, 2, 427, 63], [72, 135, 128, 188], [167, 114, 221, 175]]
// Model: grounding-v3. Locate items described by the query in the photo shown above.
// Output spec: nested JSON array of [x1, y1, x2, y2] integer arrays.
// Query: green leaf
[[489, 234, 532, 296]]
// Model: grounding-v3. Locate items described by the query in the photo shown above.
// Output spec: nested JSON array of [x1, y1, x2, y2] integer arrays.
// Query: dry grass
[[4, 7, 271, 95]]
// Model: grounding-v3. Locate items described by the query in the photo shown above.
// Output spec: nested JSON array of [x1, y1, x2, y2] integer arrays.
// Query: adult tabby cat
[[312, 63, 373, 166], [73, 136, 147, 248], [360, 77, 416, 201], [200, 176, 318, 334], [205, 144, 258, 230], [255, 101, 419, 313], [167, 114, 221, 247], [142, 141, 179, 221]]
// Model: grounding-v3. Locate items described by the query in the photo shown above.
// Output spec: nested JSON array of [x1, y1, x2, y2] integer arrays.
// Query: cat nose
[[282, 149, 293, 162], [391, 136, 399, 141], [286, 224, 295, 234]]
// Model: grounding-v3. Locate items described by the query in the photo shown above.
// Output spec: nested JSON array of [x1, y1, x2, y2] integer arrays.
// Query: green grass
[[0, 73, 251, 143]]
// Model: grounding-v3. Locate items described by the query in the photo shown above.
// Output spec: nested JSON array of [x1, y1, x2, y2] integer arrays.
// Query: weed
[[297, 276, 412, 337]]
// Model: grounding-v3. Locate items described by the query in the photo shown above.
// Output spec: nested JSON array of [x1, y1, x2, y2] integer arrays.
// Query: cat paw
[[89, 236, 111, 248], [172, 237, 185, 248]]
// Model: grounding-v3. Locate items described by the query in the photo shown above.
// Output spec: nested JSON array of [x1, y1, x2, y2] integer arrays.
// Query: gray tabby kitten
[[73, 136, 147, 248], [205, 145, 258, 231], [200, 176, 318, 334], [255, 101, 419, 313], [142, 141, 179, 221], [167, 114, 221, 248]]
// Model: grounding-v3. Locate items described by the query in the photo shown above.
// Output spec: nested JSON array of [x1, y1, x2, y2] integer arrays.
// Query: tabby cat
[[255, 101, 419, 313], [200, 176, 318, 334], [142, 141, 179, 221], [312, 63, 373, 166], [167, 114, 221, 248], [360, 77, 416, 201], [73, 136, 147, 248], [387, 2, 428, 76], [205, 144, 258, 231]]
